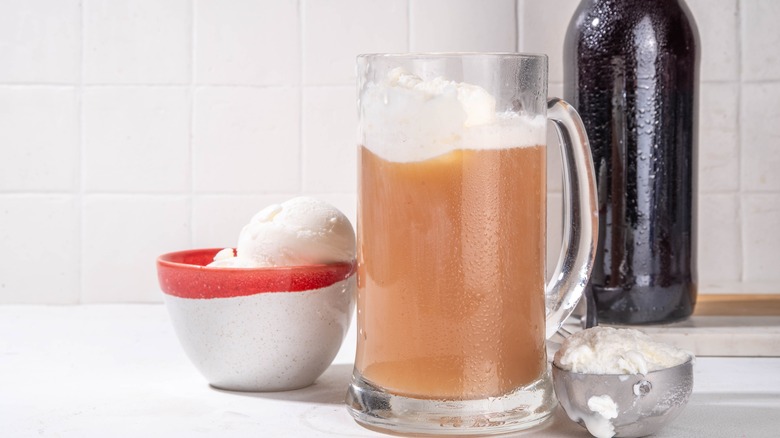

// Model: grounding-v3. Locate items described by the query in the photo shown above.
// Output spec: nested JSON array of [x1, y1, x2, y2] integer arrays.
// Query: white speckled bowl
[[157, 248, 355, 392]]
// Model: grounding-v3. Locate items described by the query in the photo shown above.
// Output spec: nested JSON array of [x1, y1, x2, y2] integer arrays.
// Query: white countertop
[[1, 305, 778, 437]]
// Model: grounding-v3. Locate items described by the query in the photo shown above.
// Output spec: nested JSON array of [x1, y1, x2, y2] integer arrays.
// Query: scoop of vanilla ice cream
[[207, 248, 257, 268], [386, 67, 498, 127], [554, 327, 692, 375], [207, 197, 355, 268], [360, 67, 546, 163]]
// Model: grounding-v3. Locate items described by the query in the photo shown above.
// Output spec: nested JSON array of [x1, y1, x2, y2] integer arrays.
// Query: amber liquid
[[356, 145, 547, 400]]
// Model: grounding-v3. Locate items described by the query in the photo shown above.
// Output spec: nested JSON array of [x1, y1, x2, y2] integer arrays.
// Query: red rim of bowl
[[157, 248, 356, 299]]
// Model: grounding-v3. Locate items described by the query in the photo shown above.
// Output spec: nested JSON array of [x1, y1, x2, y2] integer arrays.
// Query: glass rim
[[357, 52, 549, 61]]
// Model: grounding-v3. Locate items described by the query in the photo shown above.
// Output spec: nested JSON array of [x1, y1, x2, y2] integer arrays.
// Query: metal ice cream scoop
[[552, 358, 693, 438]]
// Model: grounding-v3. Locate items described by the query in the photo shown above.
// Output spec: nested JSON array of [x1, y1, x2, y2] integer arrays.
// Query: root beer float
[[355, 68, 548, 399], [347, 54, 597, 436]]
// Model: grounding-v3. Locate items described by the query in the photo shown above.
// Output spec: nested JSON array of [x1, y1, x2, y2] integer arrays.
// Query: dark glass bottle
[[564, 0, 699, 324]]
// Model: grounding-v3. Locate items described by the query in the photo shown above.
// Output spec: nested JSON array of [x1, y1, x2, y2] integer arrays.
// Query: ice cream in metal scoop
[[552, 327, 694, 438]]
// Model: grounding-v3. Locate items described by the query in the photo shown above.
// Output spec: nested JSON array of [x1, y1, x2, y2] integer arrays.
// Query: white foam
[[360, 68, 546, 163]]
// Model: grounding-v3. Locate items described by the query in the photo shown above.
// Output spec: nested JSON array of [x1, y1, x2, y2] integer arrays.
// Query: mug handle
[[544, 98, 599, 339]]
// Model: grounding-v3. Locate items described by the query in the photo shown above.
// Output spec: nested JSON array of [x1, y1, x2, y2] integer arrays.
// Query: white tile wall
[[410, 0, 516, 53], [83, 87, 190, 193], [0, 195, 80, 304], [743, 194, 780, 281], [546, 192, 564, 280], [83, 0, 191, 84], [699, 83, 739, 192], [546, 123, 564, 193], [687, 0, 739, 82], [302, 0, 408, 85], [302, 86, 357, 193], [547, 82, 565, 193], [82, 195, 190, 302], [1, 0, 779, 303], [741, 0, 780, 81], [0, 87, 79, 192], [741, 83, 780, 192], [698, 194, 742, 282], [192, 86, 300, 193], [0, 0, 81, 84], [519, 0, 581, 84], [194, 0, 300, 86]]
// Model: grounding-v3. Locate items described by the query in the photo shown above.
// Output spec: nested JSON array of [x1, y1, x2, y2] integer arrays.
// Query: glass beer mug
[[347, 53, 598, 435]]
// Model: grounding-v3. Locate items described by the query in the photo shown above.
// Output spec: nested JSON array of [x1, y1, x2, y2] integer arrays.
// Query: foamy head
[[360, 68, 546, 162]]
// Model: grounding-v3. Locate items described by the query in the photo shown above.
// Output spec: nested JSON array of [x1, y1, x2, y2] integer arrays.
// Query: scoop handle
[[545, 98, 599, 339]]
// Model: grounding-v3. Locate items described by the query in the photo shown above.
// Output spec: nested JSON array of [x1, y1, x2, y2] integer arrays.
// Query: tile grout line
[[189, 0, 196, 248], [407, 0, 412, 51], [0, 82, 367, 88], [299, 0, 305, 195], [516, 0, 522, 52], [78, 0, 86, 304], [0, 188, 760, 196], [8, 79, 780, 88], [0, 190, 372, 197], [736, 0, 745, 283]]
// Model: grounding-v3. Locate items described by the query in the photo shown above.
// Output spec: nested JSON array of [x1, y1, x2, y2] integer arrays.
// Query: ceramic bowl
[[552, 358, 693, 438], [157, 248, 356, 392]]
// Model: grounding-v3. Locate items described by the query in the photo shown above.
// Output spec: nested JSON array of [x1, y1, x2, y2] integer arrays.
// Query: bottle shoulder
[[566, 0, 698, 56]]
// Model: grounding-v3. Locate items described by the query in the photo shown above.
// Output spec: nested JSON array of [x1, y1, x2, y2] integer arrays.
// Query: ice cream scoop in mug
[[157, 198, 356, 392]]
